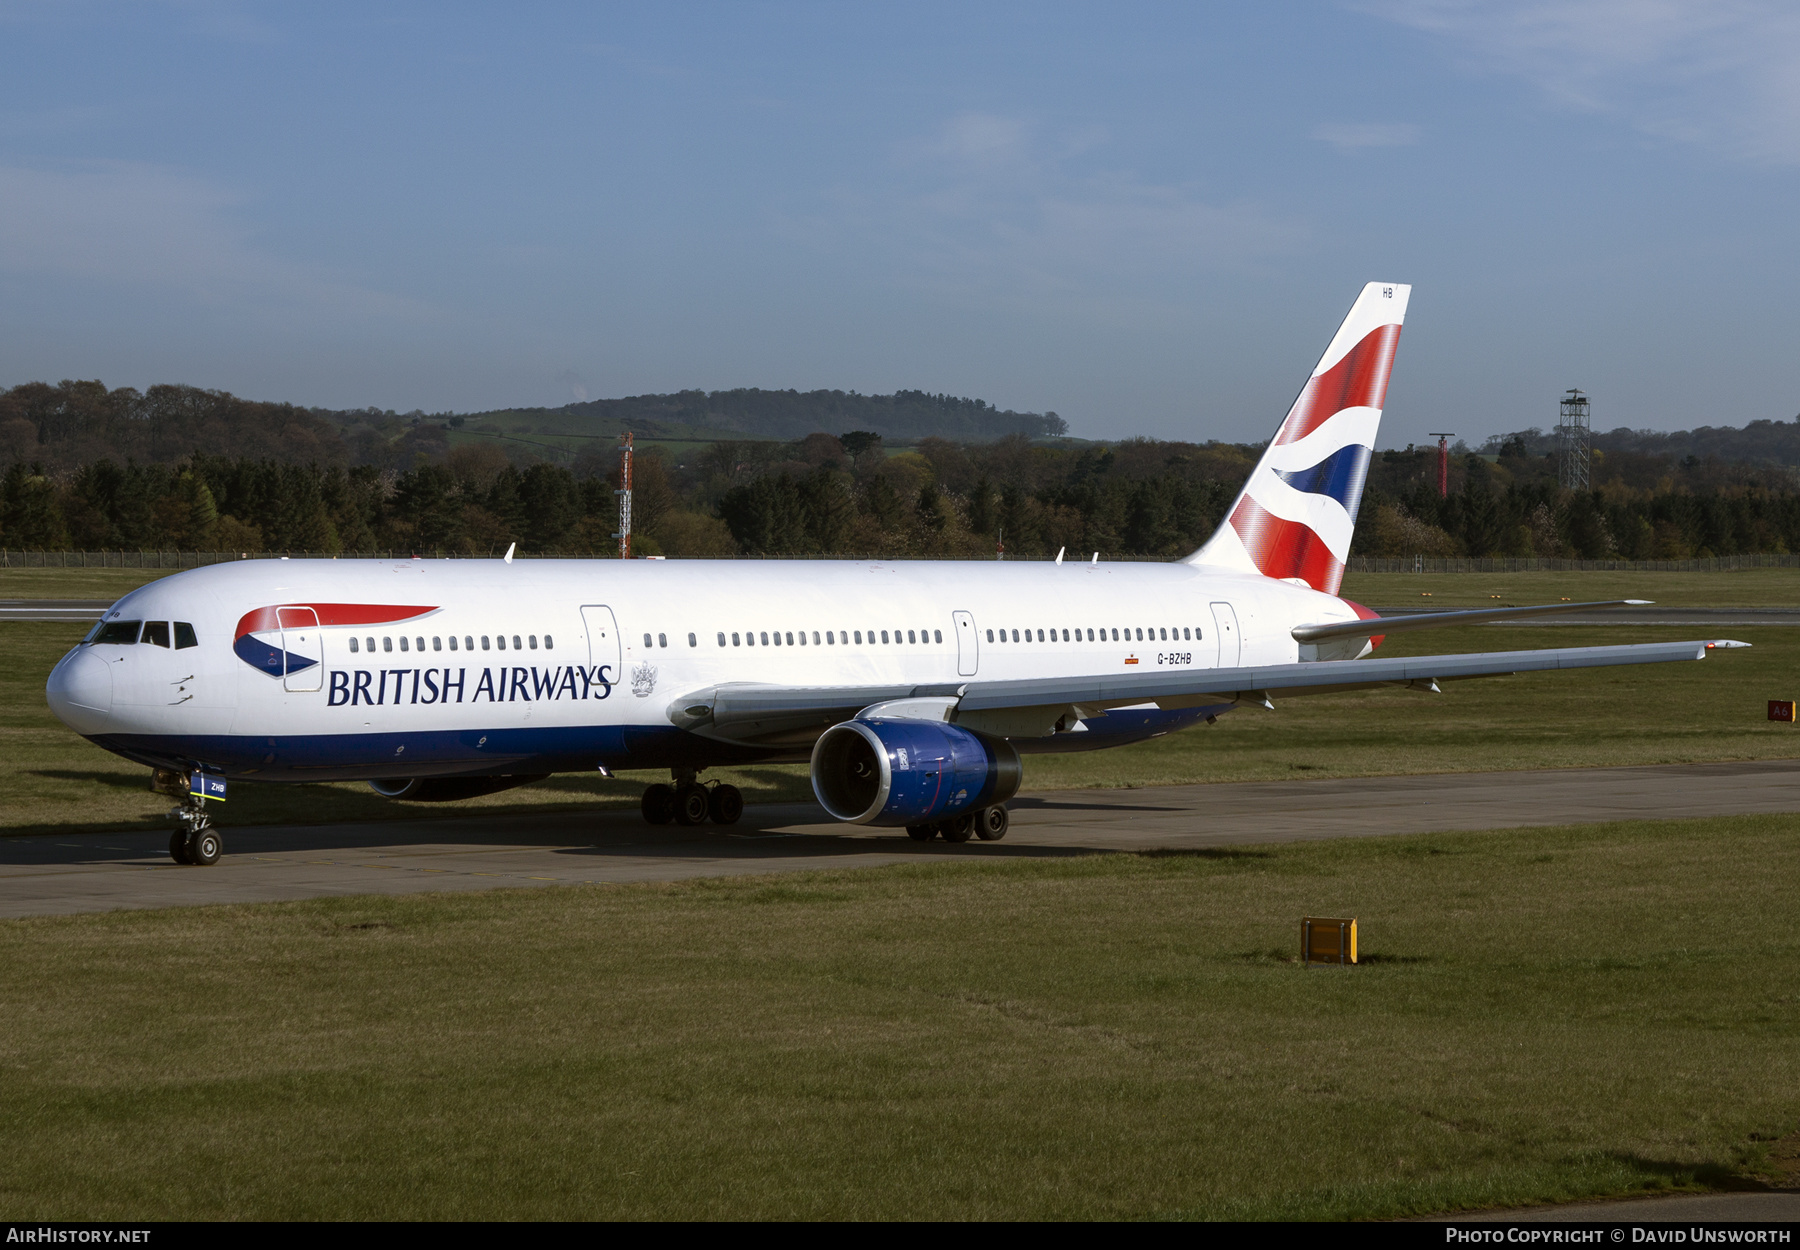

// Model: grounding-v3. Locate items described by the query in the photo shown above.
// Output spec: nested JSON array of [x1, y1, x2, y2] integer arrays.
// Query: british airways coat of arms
[[630, 662, 658, 698]]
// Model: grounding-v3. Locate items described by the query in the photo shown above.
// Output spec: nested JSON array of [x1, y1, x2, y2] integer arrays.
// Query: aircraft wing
[[670, 638, 1746, 744]]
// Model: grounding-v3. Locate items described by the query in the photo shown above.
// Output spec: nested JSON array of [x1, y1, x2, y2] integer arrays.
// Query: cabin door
[[1210, 602, 1241, 667], [279, 606, 323, 692], [581, 605, 623, 693], [952, 610, 979, 677]]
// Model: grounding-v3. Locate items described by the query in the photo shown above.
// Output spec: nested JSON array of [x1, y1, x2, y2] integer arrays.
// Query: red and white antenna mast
[[1428, 433, 1455, 498], [613, 432, 633, 558]]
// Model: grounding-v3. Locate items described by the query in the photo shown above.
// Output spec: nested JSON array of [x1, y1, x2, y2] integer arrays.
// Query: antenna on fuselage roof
[[503, 542, 515, 564]]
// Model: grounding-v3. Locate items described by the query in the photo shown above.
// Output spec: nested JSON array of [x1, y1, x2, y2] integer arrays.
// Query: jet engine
[[368, 774, 549, 802], [810, 718, 1020, 826]]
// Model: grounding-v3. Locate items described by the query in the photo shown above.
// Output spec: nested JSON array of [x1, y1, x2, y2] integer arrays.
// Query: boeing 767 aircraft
[[46, 283, 1745, 864]]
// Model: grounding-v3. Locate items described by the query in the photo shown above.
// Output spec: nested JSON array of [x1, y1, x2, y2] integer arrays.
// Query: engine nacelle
[[811, 718, 1021, 826], [368, 774, 549, 802]]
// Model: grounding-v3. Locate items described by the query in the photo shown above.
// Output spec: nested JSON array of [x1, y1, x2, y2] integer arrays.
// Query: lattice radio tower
[[1558, 388, 1590, 491]]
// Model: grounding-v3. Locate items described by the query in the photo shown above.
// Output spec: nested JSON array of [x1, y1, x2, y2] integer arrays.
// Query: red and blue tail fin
[[1186, 282, 1410, 594]]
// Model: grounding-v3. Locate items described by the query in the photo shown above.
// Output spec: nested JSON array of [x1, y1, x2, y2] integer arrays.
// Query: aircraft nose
[[46, 648, 113, 733]]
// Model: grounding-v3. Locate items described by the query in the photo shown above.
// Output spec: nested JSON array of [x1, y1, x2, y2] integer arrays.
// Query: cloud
[[1362, 0, 1800, 164], [1313, 122, 1422, 150], [0, 161, 433, 322], [820, 114, 1307, 305]]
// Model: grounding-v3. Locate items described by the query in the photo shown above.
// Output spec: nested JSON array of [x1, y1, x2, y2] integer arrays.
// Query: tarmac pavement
[[4, 757, 1798, 919]]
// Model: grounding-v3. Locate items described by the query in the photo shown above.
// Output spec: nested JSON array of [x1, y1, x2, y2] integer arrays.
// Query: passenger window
[[141, 621, 170, 647], [481, 636, 490, 650], [643, 633, 653, 647], [384, 637, 394, 652], [530, 636, 539, 650], [732, 633, 741, 646], [400, 637, 410, 652], [986, 629, 994, 642], [812, 631, 820, 645], [826, 631, 834, 644], [512, 636, 522, 650], [1012, 630, 1020, 642], [545, 635, 553, 649], [933, 630, 941, 643], [497, 636, 507, 650], [367, 636, 377, 651], [432, 636, 442, 651], [349, 636, 361, 653], [416, 636, 425, 651], [907, 630, 915, 644], [854, 631, 862, 644], [689, 633, 698, 647], [1111, 628, 1119, 641], [773, 632, 782, 647], [880, 631, 889, 644], [785, 632, 794, 646], [174, 621, 198, 650], [1182, 628, 1190, 640], [95, 621, 141, 645]]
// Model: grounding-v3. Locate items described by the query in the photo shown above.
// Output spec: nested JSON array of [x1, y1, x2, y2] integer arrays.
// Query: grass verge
[[1, 814, 1796, 1219], [4, 613, 1796, 835]]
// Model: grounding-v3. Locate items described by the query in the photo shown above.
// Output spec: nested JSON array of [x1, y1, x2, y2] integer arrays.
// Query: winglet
[[503, 542, 515, 564]]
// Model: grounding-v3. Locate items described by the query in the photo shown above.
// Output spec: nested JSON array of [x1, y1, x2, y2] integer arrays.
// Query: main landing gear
[[641, 771, 743, 827], [906, 805, 1008, 844]]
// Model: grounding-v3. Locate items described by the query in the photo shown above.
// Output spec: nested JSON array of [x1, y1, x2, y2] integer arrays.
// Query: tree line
[[6, 377, 1800, 560]]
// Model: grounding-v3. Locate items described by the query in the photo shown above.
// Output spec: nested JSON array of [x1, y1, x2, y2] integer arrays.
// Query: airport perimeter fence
[[1345, 554, 1800, 574], [5, 550, 1800, 573], [0, 549, 1176, 566]]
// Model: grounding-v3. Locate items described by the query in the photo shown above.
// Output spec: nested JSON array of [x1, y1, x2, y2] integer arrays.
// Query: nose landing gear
[[166, 790, 221, 866]]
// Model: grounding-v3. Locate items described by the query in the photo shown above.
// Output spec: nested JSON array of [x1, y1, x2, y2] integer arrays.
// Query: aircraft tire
[[189, 828, 222, 866], [940, 815, 973, 844], [674, 784, 711, 826], [905, 824, 935, 842], [707, 784, 744, 825], [641, 784, 677, 825], [975, 805, 1009, 841], [169, 830, 194, 865]]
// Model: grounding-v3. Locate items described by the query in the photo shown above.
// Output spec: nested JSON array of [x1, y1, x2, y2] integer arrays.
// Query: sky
[[1, 1, 1798, 448]]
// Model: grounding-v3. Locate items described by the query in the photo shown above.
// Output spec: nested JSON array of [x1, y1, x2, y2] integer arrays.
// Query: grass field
[[4, 611, 1797, 835], [2, 814, 1796, 1219]]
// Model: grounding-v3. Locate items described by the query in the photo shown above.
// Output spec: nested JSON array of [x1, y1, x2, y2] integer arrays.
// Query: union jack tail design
[[1186, 282, 1410, 594]]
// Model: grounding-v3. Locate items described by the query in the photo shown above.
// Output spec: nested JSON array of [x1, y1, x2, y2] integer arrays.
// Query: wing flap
[[955, 640, 1735, 717]]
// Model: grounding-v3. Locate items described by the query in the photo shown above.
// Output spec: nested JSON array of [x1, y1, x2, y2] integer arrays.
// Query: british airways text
[[326, 665, 615, 706]]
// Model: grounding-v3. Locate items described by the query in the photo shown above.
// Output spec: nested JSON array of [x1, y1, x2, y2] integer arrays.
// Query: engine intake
[[811, 718, 1020, 826]]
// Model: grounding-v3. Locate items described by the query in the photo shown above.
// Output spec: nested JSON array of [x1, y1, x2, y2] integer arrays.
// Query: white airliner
[[45, 283, 1744, 865]]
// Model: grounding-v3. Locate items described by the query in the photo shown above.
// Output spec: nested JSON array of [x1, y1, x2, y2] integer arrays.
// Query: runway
[[3, 757, 1797, 918]]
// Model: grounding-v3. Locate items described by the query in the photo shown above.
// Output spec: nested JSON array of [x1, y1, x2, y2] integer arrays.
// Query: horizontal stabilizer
[[1291, 600, 1653, 644]]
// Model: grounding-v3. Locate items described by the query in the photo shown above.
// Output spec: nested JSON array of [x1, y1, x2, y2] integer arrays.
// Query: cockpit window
[[93, 621, 141, 645], [174, 622, 198, 650], [141, 621, 171, 648]]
